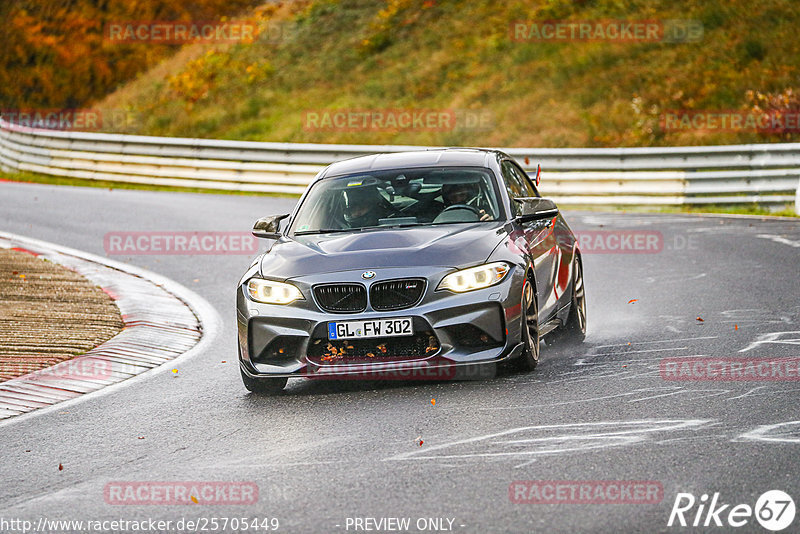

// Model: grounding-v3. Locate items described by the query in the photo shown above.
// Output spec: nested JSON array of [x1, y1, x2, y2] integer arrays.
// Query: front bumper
[[236, 265, 527, 379]]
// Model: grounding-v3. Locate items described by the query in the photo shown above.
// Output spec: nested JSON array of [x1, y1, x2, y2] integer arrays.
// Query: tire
[[553, 257, 586, 344], [512, 276, 540, 372], [240, 368, 287, 395]]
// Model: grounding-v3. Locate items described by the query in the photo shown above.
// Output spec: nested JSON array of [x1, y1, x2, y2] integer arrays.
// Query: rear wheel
[[553, 258, 586, 344], [240, 368, 287, 395], [513, 276, 540, 372]]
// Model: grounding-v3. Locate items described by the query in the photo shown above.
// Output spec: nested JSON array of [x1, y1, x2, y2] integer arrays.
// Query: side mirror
[[252, 214, 290, 239], [514, 197, 559, 224]]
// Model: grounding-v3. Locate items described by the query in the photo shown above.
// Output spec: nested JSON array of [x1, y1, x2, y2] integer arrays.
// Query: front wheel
[[240, 368, 287, 395], [512, 277, 540, 372]]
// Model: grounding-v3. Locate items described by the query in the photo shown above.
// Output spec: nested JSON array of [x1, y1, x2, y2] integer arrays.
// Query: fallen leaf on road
[[431, 398, 436, 405], [58, 463, 63, 471], [696, 317, 704, 322], [734, 324, 738, 330], [627, 299, 638, 304], [191, 495, 198, 504]]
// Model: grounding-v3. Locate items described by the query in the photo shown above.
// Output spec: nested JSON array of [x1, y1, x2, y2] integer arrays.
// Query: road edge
[[0, 230, 221, 427]]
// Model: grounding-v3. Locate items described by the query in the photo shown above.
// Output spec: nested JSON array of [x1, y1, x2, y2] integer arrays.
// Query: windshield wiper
[[378, 222, 424, 228], [294, 228, 358, 235], [295, 223, 425, 235]]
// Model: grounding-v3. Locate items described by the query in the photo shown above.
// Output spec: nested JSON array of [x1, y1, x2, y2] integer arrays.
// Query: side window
[[509, 162, 539, 198], [501, 161, 526, 215]]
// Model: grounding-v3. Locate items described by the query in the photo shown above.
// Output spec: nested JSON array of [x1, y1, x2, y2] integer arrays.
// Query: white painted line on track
[[383, 419, 713, 462], [737, 421, 800, 444], [756, 234, 800, 247], [591, 336, 717, 349]]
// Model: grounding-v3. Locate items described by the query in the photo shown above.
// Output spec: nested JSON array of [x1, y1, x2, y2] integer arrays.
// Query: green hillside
[[94, 0, 800, 147]]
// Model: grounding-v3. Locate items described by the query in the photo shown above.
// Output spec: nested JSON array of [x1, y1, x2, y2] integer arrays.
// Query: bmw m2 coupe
[[237, 149, 586, 393]]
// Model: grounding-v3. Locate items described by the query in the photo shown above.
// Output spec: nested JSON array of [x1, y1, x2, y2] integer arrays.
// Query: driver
[[342, 186, 386, 228], [441, 183, 491, 221]]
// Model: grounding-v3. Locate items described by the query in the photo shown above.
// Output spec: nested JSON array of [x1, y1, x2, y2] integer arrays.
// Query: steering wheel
[[442, 204, 481, 216]]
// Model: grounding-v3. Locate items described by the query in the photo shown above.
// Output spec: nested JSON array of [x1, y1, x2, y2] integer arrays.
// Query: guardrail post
[[796, 176, 800, 216]]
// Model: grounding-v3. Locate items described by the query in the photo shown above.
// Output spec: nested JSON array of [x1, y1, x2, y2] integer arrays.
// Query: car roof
[[320, 148, 506, 178]]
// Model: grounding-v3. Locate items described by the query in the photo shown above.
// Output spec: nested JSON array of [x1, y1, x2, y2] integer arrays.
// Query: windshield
[[290, 167, 503, 234]]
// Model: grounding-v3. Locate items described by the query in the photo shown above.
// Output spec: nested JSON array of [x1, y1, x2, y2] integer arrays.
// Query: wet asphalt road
[[1, 181, 799, 534]]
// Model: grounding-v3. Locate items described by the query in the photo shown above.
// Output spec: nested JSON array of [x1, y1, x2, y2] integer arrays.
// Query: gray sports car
[[236, 148, 586, 393]]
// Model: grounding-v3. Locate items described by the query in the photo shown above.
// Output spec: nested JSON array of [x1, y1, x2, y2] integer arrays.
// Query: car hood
[[260, 222, 507, 279]]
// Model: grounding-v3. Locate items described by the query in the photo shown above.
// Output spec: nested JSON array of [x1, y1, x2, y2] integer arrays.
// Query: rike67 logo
[[668, 490, 795, 531]]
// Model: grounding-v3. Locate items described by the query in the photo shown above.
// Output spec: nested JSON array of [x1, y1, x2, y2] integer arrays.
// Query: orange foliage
[[0, 0, 261, 110]]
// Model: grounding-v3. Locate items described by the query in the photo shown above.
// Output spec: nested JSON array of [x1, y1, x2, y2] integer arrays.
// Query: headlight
[[247, 278, 304, 304], [437, 262, 510, 293]]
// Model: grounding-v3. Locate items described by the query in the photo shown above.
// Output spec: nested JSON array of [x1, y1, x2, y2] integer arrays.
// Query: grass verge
[[0, 170, 297, 197]]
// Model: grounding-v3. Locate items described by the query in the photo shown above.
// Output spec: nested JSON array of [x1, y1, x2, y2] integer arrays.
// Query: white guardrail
[[1, 118, 799, 210]]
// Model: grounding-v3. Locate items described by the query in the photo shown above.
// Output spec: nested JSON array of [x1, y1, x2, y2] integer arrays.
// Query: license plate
[[328, 318, 413, 340]]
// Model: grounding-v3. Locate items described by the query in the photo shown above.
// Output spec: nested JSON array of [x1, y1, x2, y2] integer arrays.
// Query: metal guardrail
[[1, 118, 799, 210]]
